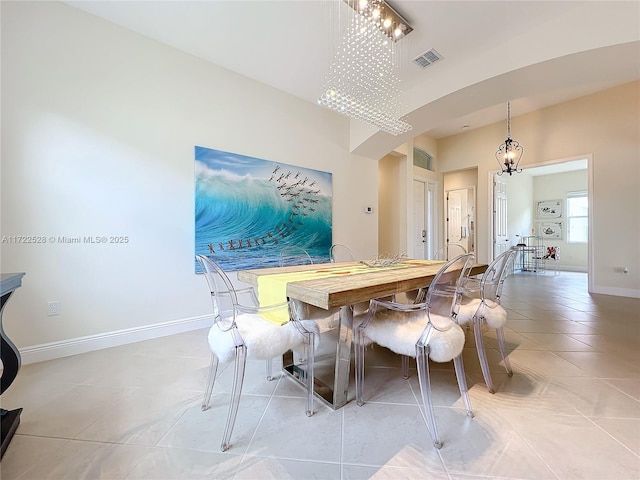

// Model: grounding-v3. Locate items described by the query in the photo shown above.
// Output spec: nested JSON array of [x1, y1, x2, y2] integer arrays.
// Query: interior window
[[567, 191, 588, 243], [413, 148, 433, 171]]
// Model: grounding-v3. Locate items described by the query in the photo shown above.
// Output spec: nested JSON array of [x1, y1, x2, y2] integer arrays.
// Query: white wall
[[378, 155, 402, 256], [0, 1, 378, 358]]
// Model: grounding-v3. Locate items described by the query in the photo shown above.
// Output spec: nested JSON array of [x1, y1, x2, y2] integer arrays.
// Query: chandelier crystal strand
[[318, 0, 412, 135]]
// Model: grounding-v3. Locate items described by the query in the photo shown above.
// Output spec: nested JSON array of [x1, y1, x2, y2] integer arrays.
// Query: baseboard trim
[[19, 315, 213, 365], [591, 286, 640, 299]]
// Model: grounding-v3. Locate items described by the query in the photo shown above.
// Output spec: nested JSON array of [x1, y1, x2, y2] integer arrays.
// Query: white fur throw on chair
[[208, 315, 320, 364], [457, 298, 508, 329], [356, 310, 465, 363]]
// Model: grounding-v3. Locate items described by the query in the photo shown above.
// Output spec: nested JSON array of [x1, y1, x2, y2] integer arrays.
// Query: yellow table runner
[[257, 260, 443, 324]]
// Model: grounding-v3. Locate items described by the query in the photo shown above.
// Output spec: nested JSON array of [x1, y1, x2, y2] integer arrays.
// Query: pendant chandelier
[[495, 101, 523, 175], [317, 0, 412, 136]]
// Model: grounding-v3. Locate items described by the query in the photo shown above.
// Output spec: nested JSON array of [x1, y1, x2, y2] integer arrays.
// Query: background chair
[[434, 243, 467, 261], [354, 253, 476, 449], [329, 243, 355, 262], [279, 246, 313, 266], [195, 255, 319, 451], [456, 248, 517, 393], [543, 245, 561, 275]]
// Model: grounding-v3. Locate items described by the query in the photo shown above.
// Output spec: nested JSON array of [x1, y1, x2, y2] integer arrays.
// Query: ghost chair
[[434, 243, 467, 261], [354, 253, 476, 449], [279, 246, 313, 267], [329, 243, 356, 262], [456, 248, 517, 393], [197, 256, 282, 381], [195, 255, 319, 451]]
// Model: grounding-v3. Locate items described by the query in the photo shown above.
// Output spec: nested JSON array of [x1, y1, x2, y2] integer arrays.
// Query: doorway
[[493, 175, 509, 258], [445, 187, 476, 256], [413, 179, 437, 259], [489, 156, 592, 286]]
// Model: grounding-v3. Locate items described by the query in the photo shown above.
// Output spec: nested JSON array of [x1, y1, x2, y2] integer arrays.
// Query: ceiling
[[63, 1, 640, 152]]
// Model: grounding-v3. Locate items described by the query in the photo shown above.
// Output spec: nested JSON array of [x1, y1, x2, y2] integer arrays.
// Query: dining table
[[237, 259, 488, 409]]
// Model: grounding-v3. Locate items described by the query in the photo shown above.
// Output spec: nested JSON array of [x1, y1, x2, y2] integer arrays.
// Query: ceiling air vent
[[413, 48, 442, 69]]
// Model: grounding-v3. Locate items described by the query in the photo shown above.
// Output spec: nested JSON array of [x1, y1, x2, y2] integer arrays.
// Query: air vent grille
[[413, 49, 442, 69]]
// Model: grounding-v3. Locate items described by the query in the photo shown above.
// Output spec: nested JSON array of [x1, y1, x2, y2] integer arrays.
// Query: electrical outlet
[[48, 301, 59, 316]]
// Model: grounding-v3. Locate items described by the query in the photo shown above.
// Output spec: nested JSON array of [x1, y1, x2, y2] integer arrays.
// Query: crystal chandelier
[[318, 0, 412, 136], [495, 101, 524, 175]]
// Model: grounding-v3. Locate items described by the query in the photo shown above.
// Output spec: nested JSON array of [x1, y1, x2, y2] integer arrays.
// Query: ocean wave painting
[[195, 146, 333, 272]]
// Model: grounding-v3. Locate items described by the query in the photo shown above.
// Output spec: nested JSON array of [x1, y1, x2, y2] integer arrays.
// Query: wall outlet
[[48, 301, 59, 316]]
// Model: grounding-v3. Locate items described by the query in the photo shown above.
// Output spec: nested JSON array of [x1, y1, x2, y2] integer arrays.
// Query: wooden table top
[[237, 260, 487, 310]]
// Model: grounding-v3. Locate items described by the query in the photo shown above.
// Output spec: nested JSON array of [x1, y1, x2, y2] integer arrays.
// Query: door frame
[[487, 154, 594, 291], [445, 185, 476, 256]]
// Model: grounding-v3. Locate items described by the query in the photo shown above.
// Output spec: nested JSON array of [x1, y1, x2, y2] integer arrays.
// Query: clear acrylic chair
[[434, 243, 467, 261], [456, 248, 517, 393], [329, 243, 355, 262], [195, 255, 319, 451], [279, 246, 313, 266], [354, 253, 476, 449]]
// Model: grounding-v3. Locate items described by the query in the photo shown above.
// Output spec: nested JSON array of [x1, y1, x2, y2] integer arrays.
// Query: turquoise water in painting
[[195, 147, 333, 272]]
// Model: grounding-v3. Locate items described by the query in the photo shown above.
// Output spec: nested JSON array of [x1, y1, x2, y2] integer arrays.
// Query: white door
[[413, 180, 436, 259], [413, 181, 426, 259], [446, 189, 468, 252], [493, 175, 509, 258]]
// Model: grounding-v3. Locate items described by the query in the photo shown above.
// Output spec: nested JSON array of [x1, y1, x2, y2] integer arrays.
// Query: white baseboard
[[591, 286, 640, 299], [19, 315, 213, 365], [556, 266, 588, 273]]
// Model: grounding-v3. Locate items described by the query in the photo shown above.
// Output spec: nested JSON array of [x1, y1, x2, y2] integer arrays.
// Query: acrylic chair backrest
[[279, 246, 313, 267], [196, 255, 242, 330], [410, 253, 475, 347], [480, 248, 517, 304], [329, 244, 355, 262], [424, 253, 476, 320], [434, 244, 467, 261]]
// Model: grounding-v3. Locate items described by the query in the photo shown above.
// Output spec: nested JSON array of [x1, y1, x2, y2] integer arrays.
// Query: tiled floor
[[1, 272, 639, 479]]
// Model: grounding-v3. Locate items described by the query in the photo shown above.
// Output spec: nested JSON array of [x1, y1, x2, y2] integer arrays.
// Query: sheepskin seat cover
[[356, 310, 465, 363], [208, 315, 320, 364], [456, 298, 508, 329]]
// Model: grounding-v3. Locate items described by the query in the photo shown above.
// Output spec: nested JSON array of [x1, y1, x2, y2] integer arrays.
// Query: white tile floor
[[1, 272, 639, 479]]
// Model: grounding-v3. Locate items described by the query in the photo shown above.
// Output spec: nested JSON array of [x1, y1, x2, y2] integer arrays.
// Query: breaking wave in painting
[[195, 150, 332, 272]]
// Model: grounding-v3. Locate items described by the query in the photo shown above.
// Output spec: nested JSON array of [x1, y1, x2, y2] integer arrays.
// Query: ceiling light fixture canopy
[[351, 0, 413, 41], [317, 0, 413, 136], [495, 101, 523, 175]]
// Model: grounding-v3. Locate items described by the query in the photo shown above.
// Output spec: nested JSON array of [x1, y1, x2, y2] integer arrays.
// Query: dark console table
[[1, 272, 25, 458]]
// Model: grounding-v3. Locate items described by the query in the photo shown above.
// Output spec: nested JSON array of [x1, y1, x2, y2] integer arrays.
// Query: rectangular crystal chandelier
[[318, 0, 413, 135]]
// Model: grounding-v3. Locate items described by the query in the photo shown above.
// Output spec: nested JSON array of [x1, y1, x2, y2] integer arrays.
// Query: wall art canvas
[[537, 199, 562, 218], [538, 221, 563, 240], [195, 146, 332, 272]]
